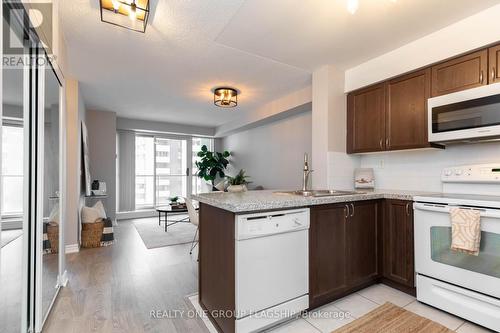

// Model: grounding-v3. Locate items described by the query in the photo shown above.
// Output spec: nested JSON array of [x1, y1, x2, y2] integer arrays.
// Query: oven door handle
[[414, 202, 500, 219]]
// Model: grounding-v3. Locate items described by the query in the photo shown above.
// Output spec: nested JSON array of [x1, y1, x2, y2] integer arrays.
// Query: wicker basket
[[81, 220, 104, 248], [46, 223, 59, 253]]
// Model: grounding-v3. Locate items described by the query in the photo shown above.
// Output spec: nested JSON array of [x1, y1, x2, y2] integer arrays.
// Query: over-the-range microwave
[[428, 82, 500, 144]]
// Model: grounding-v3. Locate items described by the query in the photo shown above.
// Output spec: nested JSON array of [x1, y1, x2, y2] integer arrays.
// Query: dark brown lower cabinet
[[309, 204, 348, 308], [309, 201, 380, 309], [382, 200, 415, 295], [346, 201, 380, 289]]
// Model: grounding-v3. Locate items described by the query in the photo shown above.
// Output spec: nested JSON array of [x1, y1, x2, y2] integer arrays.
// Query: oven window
[[431, 227, 500, 278], [432, 94, 500, 133]]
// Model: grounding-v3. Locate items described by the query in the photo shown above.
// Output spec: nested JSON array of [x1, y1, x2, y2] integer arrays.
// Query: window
[[135, 136, 155, 209], [2, 122, 24, 216], [155, 138, 187, 206], [192, 137, 214, 194], [134, 135, 214, 209]]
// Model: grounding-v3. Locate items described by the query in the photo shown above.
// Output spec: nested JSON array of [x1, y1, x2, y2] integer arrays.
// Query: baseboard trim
[[65, 244, 80, 254], [117, 209, 157, 220]]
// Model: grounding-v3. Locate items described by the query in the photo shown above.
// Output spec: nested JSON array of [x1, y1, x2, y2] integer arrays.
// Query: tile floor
[[190, 284, 495, 333]]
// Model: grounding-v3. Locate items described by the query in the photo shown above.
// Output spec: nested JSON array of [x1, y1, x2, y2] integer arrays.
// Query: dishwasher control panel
[[235, 208, 310, 240]]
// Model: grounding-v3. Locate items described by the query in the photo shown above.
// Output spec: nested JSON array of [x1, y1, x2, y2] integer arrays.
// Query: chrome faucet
[[302, 153, 313, 192]]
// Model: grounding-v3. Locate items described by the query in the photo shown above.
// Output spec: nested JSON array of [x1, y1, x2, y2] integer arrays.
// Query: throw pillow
[[93, 201, 107, 219]]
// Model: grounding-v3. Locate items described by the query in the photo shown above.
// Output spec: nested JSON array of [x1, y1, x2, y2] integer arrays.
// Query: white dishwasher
[[235, 208, 309, 333]]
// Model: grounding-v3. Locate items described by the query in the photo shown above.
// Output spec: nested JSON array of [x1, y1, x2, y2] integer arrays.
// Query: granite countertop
[[191, 189, 440, 213]]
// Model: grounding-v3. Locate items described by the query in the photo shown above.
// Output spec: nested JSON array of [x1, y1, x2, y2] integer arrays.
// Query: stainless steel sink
[[274, 190, 364, 197]]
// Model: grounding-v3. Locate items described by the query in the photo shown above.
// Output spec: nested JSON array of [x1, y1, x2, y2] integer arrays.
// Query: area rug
[[333, 302, 453, 333], [1, 229, 23, 248], [133, 217, 197, 249]]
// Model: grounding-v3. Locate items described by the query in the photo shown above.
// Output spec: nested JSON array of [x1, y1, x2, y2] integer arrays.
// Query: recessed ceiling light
[[347, 0, 359, 14], [347, 0, 397, 15]]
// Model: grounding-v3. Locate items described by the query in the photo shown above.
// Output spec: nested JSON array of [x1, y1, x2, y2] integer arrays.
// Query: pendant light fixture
[[214, 88, 238, 108], [99, 0, 150, 33]]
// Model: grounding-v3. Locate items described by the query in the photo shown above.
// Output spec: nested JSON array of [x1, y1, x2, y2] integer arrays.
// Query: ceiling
[[216, 0, 500, 71], [60, 0, 500, 128], [60, 0, 311, 127]]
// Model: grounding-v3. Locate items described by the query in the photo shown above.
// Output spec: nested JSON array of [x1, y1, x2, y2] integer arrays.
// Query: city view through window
[[135, 135, 214, 209]]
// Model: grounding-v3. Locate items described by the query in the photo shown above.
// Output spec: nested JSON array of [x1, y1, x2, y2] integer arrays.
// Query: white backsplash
[[358, 142, 500, 192], [327, 143, 500, 192], [327, 151, 361, 190]]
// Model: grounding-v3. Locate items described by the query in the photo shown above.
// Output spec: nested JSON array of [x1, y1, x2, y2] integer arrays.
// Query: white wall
[[64, 80, 86, 247], [360, 142, 500, 192], [345, 4, 500, 92], [117, 117, 214, 137], [312, 66, 360, 190], [222, 111, 312, 190], [86, 110, 117, 220]]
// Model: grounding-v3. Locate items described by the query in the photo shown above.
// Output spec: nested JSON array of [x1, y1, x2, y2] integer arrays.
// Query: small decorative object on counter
[[226, 169, 251, 193], [354, 168, 375, 189]]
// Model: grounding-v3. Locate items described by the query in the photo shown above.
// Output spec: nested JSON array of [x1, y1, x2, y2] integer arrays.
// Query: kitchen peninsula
[[191, 189, 436, 333]]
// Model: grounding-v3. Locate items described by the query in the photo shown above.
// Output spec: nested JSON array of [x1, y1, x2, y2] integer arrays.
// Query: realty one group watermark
[[3, 1, 56, 69], [150, 308, 353, 321]]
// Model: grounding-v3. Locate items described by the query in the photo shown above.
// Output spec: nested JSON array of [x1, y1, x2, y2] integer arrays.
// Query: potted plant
[[195, 145, 231, 190], [226, 169, 251, 193], [169, 196, 180, 206]]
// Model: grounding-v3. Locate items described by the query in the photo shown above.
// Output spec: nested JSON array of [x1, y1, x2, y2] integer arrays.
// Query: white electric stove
[[414, 164, 500, 332]]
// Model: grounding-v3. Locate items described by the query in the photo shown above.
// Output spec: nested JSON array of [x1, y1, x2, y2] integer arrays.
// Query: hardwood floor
[[44, 218, 206, 333]]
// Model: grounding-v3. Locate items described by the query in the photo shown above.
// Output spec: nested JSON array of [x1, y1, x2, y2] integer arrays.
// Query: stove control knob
[[455, 169, 463, 176], [444, 169, 452, 176]]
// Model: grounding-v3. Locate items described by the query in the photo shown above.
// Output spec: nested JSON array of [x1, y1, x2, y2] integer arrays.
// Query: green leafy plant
[[226, 169, 251, 186], [195, 145, 231, 186], [169, 196, 179, 204]]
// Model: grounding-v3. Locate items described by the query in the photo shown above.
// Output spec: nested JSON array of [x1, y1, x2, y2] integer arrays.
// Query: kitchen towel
[[450, 207, 481, 256]]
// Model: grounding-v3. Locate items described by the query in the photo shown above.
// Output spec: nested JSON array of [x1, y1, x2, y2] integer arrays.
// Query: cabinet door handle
[[480, 70, 484, 84], [406, 203, 410, 216], [386, 138, 390, 148], [350, 203, 355, 217], [492, 68, 496, 82], [345, 205, 350, 219], [379, 138, 383, 149]]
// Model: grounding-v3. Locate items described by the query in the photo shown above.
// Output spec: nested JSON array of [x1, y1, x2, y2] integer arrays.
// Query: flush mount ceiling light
[[99, 0, 150, 33], [214, 88, 238, 108]]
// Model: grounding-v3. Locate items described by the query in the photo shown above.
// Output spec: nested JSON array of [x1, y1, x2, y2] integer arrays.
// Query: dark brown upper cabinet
[[382, 200, 415, 292], [489, 44, 500, 84], [431, 49, 488, 97], [386, 69, 431, 151], [347, 83, 386, 154]]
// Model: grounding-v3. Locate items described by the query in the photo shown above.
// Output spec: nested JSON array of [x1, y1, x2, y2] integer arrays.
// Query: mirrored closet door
[[1, 2, 65, 332], [37, 52, 62, 328], [0, 9, 30, 333]]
